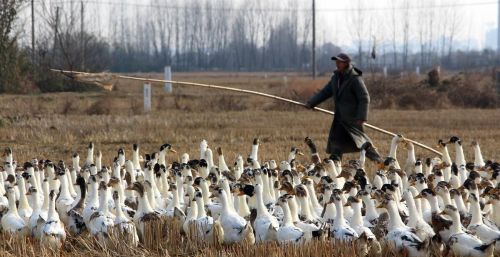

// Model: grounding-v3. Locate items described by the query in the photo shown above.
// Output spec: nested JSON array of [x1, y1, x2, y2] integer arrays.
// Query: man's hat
[[331, 53, 351, 63]]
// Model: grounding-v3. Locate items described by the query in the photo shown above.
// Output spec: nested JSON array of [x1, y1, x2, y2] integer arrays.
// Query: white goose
[[193, 191, 214, 240], [269, 194, 304, 244], [1, 186, 28, 236], [16, 173, 33, 223], [448, 136, 467, 184], [467, 193, 500, 253], [27, 186, 47, 239], [378, 195, 428, 257], [388, 135, 403, 169], [83, 175, 99, 224], [330, 189, 358, 242], [182, 197, 198, 236], [415, 188, 453, 242], [128, 182, 161, 242], [471, 140, 485, 169], [248, 138, 259, 163], [67, 176, 87, 235], [441, 204, 495, 257], [251, 183, 279, 242], [401, 189, 435, 241], [212, 186, 255, 244], [54, 170, 75, 225], [88, 182, 115, 243], [345, 196, 378, 241], [112, 191, 139, 247], [40, 190, 66, 251]]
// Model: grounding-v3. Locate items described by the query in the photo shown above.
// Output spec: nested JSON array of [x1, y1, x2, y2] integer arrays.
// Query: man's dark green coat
[[307, 65, 373, 155]]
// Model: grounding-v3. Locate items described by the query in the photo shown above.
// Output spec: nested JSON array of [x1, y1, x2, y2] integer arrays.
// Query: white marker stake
[[164, 66, 172, 93], [383, 66, 387, 78], [144, 83, 151, 112], [416, 66, 420, 76]]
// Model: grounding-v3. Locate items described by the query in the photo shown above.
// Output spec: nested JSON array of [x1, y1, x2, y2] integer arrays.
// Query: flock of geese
[[0, 136, 499, 257]]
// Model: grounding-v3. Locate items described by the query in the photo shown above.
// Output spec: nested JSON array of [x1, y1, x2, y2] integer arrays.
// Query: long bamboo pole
[[50, 69, 443, 156]]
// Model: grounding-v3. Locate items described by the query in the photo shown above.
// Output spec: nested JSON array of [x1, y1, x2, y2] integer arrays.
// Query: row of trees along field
[[1, 0, 500, 92]]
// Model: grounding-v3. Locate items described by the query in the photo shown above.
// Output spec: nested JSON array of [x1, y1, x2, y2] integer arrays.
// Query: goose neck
[[387, 201, 406, 229], [281, 202, 293, 226], [469, 199, 483, 225], [333, 200, 346, 227], [98, 189, 109, 215], [350, 202, 363, 227], [196, 198, 207, 218]]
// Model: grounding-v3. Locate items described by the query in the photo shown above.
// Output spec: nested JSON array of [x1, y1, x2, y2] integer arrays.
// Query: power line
[[38, 0, 498, 13]]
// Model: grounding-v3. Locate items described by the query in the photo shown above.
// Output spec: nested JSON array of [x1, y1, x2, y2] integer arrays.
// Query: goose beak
[[169, 149, 177, 153], [399, 198, 405, 202], [414, 194, 422, 199], [343, 203, 350, 207], [439, 210, 446, 215], [376, 204, 383, 209], [297, 151, 304, 156], [377, 163, 385, 170], [209, 194, 216, 198]]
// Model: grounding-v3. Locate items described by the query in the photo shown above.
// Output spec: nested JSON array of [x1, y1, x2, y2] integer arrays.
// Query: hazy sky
[[316, 0, 498, 49], [18, 0, 500, 51]]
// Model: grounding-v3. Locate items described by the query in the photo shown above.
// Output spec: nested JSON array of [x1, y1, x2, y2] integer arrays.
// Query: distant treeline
[[1, 0, 500, 93]]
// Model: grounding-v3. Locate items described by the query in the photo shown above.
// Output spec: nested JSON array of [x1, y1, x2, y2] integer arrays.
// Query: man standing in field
[[305, 53, 383, 163]]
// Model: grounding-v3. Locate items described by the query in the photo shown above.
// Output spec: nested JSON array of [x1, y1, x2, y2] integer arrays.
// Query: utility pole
[[81, 1, 85, 70], [498, 0, 500, 55], [312, 0, 316, 79], [53, 6, 60, 61], [31, 0, 35, 65]]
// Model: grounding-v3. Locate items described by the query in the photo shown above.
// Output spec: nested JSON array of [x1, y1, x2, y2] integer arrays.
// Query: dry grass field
[[0, 72, 499, 256]]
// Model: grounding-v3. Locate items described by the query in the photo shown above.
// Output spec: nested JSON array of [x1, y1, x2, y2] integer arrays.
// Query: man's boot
[[363, 142, 383, 163]]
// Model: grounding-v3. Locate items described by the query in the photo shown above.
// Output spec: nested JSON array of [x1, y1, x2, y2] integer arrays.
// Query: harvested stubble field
[[0, 72, 499, 257]]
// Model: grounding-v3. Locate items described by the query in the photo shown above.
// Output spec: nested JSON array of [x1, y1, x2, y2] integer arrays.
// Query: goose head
[[279, 181, 295, 195], [439, 204, 458, 217], [128, 182, 145, 197], [288, 147, 304, 162], [107, 177, 121, 189], [343, 195, 361, 208], [26, 186, 37, 197], [209, 186, 224, 199], [293, 183, 307, 196], [275, 194, 289, 207], [435, 181, 451, 197], [375, 194, 394, 209], [112, 190, 120, 203], [447, 136, 461, 145], [328, 189, 343, 204], [436, 139, 448, 149], [414, 188, 436, 201], [236, 184, 255, 197], [160, 143, 176, 154]]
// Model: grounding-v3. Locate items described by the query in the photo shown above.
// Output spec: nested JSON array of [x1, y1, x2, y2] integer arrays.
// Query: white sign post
[[383, 66, 387, 78], [144, 83, 151, 112], [164, 66, 172, 93], [283, 76, 288, 88], [416, 66, 420, 76]]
